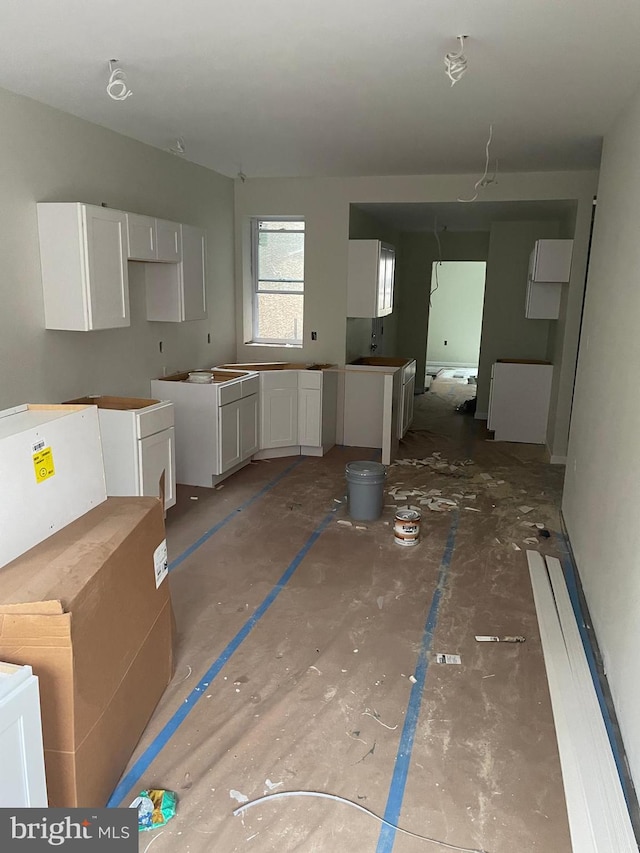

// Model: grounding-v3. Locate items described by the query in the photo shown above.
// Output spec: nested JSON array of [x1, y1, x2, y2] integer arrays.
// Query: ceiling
[[353, 200, 579, 233], [1, 1, 640, 179]]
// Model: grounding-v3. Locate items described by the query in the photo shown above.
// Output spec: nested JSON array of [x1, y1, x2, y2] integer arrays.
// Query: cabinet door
[[181, 225, 207, 321], [385, 248, 395, 312], [240, 395, 259, 459], [261, 388, 298, 448], [83, 206, 129, 329], [0, 668, 48, 807], [139, 427, 176, 509], [298, 388, 322, 446], [156, 219, 182, 263], [526, 281, 562, 319], [400, 375, 415, 438], [376, 246, 386, 316], [531, 239, 573, 283], [219, 401, 242, 472], [127, 213, 156, 260]]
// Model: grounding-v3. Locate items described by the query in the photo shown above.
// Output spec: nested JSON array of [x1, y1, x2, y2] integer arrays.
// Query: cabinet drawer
[[401, 360, 416, 384], [298, 371, 322, 390], [136, 402, 175, 439], [218, 380, 243, 405], [241, 375, 259, 397], [261, 370, 298, 391]]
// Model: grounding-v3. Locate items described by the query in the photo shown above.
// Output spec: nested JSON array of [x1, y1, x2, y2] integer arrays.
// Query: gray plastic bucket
[[345, 461, 386, 521]]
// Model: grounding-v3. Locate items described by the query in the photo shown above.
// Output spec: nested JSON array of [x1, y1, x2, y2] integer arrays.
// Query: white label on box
[[154, 539, 168, 588], [435, 653, 462, 665], [32, 438, 46, 453]]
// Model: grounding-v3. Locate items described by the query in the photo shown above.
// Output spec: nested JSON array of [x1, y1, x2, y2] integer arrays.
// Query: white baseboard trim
[[474, 411, 488, 421], [527, 551, 637, 852]]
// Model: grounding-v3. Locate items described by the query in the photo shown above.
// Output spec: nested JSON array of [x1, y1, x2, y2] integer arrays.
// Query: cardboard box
[[0, 497, 174, 807], [0, 404, 107, 568]]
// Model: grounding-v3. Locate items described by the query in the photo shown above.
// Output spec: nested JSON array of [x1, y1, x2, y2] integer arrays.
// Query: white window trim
[[251, 217, 305, 346]]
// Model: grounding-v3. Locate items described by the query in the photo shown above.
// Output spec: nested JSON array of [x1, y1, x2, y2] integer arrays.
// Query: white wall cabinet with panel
[[37, 203, 129, 331], [155, 219, 182, 263], [255, 368, 338, 459], [145, 224, 206, 322], [126, 213, 157, 261], [347, 240, 395, 318], [0, 663, 48, 808], [526, 239, 574, 320], [65, 396, 176, 510], [151, 370, 258, 487]]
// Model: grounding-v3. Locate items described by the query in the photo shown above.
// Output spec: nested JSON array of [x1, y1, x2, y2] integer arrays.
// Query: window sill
[[245, 341, 303, 349]]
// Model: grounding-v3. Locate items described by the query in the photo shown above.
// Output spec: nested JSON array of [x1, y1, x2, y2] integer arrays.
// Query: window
[[252, 218, 304, 345]]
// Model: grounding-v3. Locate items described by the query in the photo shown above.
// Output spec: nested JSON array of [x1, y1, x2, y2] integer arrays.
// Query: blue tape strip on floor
[[168, 458, 304, 574], [555, 531, 630, 808], [107, 508, 335, 808], [376, 514, 460, 853]]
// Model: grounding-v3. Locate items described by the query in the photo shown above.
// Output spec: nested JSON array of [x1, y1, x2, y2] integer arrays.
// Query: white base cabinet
[[0, 663, 48, 807], [151, 370, 259, 487], [65, 396, 176, 510], [256, 369, 337, 458], [487, 361, 553, 444]]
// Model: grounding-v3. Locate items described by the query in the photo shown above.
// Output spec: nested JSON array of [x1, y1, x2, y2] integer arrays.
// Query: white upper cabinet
[[37, 203, 129, 331], [145, 225, 207, 322], [156, 219, 182, 263], [525, 239, 574, 320], [126, 213, 157, 261], [529, 239, 573, 283], [347, 239, 395, 318]]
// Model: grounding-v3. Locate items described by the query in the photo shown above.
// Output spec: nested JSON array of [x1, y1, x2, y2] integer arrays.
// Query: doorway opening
[[425, 259, 486, 384]]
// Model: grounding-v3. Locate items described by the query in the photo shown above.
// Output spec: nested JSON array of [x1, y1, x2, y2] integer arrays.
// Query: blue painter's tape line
[[555, 532, 631, 807], [107, 508, 334, 808], [376, 514, 459, 853], [168, 458, 304, 574]]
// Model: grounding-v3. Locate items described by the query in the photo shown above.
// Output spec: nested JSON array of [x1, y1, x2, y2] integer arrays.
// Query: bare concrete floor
[[115, 376, 572, 853]]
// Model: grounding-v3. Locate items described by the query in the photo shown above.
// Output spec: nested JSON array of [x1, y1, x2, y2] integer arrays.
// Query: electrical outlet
[[207, 333, 211, 344], [444, 340, 448, 346], [159, 341, 163, 354], [311, 331, 317, 341]]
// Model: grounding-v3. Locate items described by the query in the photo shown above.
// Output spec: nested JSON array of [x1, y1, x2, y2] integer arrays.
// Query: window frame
[[251, 217, 305, 346]]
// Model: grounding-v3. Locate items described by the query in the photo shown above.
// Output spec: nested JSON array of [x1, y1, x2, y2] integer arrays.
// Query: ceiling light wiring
[[430, 216, 444, 307], [106, 60, 133, 101], [444, 36, 468, 86], [458, 124, 497, 203]]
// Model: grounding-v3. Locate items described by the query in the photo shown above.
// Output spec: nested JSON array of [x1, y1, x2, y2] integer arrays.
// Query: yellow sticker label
[[33, 447, 55, 483]]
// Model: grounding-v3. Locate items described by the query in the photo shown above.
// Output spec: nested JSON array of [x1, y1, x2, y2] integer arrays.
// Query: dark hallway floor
[[110, 377, 571, 853]]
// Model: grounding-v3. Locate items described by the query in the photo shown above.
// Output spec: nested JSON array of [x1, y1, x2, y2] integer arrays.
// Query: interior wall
[[426, 261, 487, 366], [395, 232, 490, 391], [563, 82, 640, 791], [0, 85, 236, 409], [475, 220, 561, 417], [234, 171, 596, 452]]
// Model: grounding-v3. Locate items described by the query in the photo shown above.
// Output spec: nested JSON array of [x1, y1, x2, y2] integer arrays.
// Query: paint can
[[394, 509, 421, 546]]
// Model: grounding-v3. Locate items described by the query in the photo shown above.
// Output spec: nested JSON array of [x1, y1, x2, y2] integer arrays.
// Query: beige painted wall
[[0, 86, 236, 409], [234, 171, 596, 452], [396, 231, 490, 391], [475, 221, 560, 417], [563, 84, 640, 790]]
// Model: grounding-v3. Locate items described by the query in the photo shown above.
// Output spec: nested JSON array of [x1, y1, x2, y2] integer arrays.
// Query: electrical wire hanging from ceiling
[[444, 36, 468, 86], [458, 124, 497, 203], [430, 216, 444, 307], [106, 60, 133, 101]]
